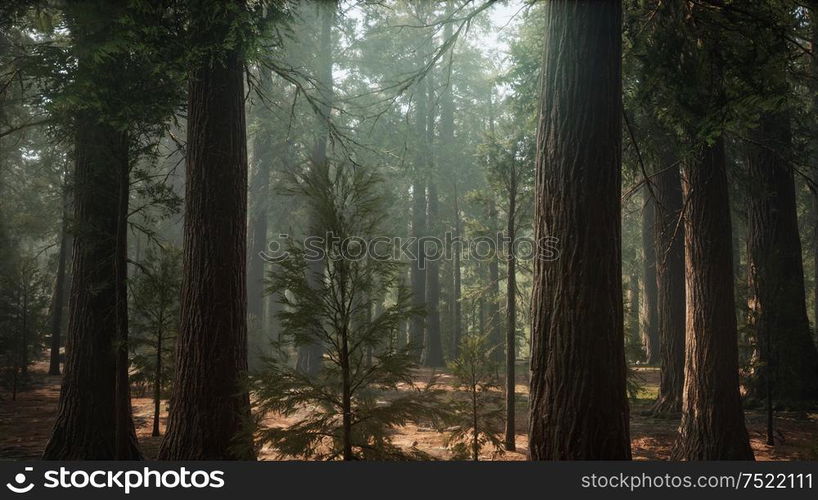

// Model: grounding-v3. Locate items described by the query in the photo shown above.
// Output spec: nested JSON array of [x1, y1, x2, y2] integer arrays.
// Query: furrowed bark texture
[[528, 0, 631, 460], [673, 138, 754, 460], [43, 2, 140, 459], [651, 159, 686, 415], [746, 111, 818, 403], [158, 8, 253, 459]]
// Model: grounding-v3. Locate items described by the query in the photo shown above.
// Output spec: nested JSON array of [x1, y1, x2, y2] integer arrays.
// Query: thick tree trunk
[[43, 114, 140, 459], [641, 192, 660, 364], [528, 1, 630, 460], [746, 111, 818, 403], [158, 4, 253, 459], [43, 2, 140, 457], [672, 138, 754, 460], [409, 72, 428, 359], [651, 158, 686, 415], [48, 181, 70, 376]]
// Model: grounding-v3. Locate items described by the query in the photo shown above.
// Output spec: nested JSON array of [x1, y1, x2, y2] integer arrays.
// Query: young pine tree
[[129, 247, 182, 437], [253, 163, 443, 461], [445, 334, 505, 461]]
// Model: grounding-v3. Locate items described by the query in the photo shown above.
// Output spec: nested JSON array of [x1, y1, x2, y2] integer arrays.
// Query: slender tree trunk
[[422, 65, 443, 367], [641, 192, 659, 363], [452, 194, 462, 357], [113, 132, 133, 460], [528, 1, 630, 460], [158, 1, 254, 459], [746, 111, 818, 404], [246, 69, 274, 372], [409, 71, 428, 359], [672, 137, 754, 460], [629, 271, 640, 349], [48, 180, 70, 376], [152, 328, 162, 437], [487, 98, 502, 363], [341, 325, 352, 461], [422, 181, 444, 366], [504, 172, 517, 451], [651, 157, 686, 415]]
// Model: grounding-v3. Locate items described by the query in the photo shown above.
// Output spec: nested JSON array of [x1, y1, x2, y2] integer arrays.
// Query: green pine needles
[[252, 163, 444, 461]]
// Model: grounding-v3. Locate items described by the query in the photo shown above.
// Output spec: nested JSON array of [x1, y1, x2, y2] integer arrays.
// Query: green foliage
[[128, 246, 182, 397], [444, 334, 505, 461], [0, 256, 50, 395], [252, 163, 445, 460]]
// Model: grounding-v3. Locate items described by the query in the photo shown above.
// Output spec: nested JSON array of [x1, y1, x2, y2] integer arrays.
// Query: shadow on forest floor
[[1, 363, 816, 461]]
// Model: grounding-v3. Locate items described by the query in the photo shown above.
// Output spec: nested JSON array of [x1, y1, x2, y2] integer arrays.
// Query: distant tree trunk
[[422, 181, 444, 367], [409, 70, 428, 359], [504, 167, 517, 451], [487, 98, 502, 363], [297, 1, 336, 375], [43, 2, 140, 458], [528, 1, 630, 460], [629, 271, 640, 349], [641, 193, 659, 364], [651, 158, 686, 415], [451, 191, 462, 357], [422, 66, 443, 367], [158, 2, 254, 460], [672, 137, 754, 460], [48, 180, 70, 376], [746, 111, 818, 404], [152, 328, 162, 437], [247, 69, 274, 372]]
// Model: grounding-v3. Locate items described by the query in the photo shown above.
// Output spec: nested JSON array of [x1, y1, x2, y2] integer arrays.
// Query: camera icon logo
[[6, 467, 35, 494]]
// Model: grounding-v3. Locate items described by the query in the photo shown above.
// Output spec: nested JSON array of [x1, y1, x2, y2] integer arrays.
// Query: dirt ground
[[1, 363, 816, 461]]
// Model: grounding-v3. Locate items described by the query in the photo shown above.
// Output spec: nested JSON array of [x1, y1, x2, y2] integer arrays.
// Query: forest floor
[[1, 363, 817, 461]]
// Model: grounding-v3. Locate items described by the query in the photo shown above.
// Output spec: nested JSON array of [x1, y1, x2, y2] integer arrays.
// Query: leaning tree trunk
[[43, 2, 140, 458], [641, 192, 660, 364], [746, 111, 818, 404], [651, 156, 686, 415], [528, 1, 630, 460], [672, 138, 754, 460], [158, 2, 254, 460]]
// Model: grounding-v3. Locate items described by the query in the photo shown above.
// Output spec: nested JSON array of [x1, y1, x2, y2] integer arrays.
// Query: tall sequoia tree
[[746, 110, 818, 403], [674, 137, 753, 460], [651, 149, 685, 415], [158, 0, 254, 460], [43, 1, 140, 460], [528, 0, 630, 460]]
